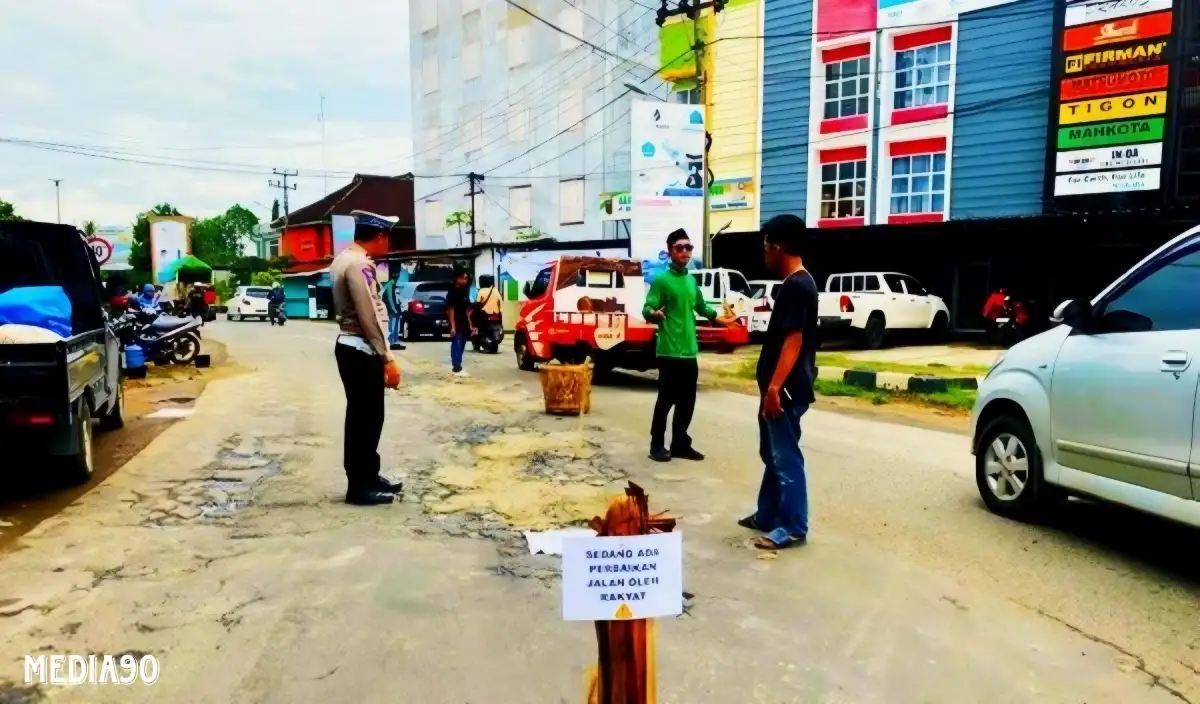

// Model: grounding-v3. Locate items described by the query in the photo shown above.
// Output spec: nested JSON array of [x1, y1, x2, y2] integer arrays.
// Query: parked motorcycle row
[[109, 306, 205, 373]]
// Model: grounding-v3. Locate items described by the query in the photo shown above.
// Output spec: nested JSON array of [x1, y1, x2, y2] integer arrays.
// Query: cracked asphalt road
[[0, 319, 1195, 703]]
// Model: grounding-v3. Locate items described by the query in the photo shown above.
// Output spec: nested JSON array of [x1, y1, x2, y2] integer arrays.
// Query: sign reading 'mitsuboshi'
[[1049, 0, 1175, 200]]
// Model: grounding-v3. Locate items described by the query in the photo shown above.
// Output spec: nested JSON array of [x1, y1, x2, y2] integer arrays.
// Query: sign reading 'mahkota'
[[1057, 117, 1164, 149]]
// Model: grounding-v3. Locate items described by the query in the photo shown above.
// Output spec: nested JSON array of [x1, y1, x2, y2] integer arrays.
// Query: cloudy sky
[[0, 0, 413, 228]]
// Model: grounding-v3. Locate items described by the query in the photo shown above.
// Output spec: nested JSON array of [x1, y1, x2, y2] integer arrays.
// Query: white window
[[423, 200, 444, 234], [418, 2, 438, 32], [819, 160, 867, 219], [267, 239, 280, 259], [824, 56, 871, 119], [507, 105, 529, 142], [560, 89, 583, 132], [463, 42, 481, 80], [423, 56, 439, 94], [421, 124, 441, 154], [559, 178, 585, 224], [462, 0, 481, 16], [673, 88, 701, 104], [464, 10, 481, 44], [465, 118, 483, 150], [895, 42, 951, 110], [890, 152, 947, 214], [508, 25, 530, 67], [559, 7, 583, 51], [508, 186, 532, 228]]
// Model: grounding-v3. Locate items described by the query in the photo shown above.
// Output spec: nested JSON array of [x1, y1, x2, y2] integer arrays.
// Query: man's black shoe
[[345, 489, 395, 506], [649, 446, 671, 463], [375, 477, 404, 494], [671, 447, 706, 461]]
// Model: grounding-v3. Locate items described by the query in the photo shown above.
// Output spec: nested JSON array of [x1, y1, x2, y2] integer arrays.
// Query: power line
[[501, 0, 650, 69]]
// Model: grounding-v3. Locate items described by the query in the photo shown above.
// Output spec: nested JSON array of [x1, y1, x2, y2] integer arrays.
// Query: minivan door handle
[[1161, 350, 1192, 373]]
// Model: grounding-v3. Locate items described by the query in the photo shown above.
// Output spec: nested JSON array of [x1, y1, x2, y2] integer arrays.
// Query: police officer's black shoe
[[375, 477, 404, 494], [649, 446, 671, 463], [345, 489, 395, 506]]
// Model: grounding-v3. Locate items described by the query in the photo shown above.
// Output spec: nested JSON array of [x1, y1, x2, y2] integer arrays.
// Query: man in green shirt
[[643, 229, 735, 462]]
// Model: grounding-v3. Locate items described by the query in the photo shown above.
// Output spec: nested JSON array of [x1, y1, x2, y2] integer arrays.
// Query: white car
[[817, 272, 950, 349], [690, 268, 754, 327], [748, 279, 782, 334], [226, 286, 273, 321], [971, 225, 1200, 528]]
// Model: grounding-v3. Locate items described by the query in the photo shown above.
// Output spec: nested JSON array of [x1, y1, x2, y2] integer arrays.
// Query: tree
[[129, 204, 182, 273], [0, 199, 23, 222], [271, 199, 281, 223], [251, 270, 282, 286], [190, 204, 260, 268], [515, 227, 543, 242], [82, 221, 97, 237], [445, 210, 470, 247]]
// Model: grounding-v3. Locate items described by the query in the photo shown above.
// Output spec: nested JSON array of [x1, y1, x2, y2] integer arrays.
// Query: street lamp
[[49, 179, 63, 223], [623, 83, 667, 102]]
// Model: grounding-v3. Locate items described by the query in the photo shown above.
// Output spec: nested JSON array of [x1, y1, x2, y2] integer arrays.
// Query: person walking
[[642, 229, 735, 462], [267, 282, 286, 326], [382, 276, 406, 351], [330, 210, 404, 506], [445, 268, 475, 377], [738, 214, 819, 550]]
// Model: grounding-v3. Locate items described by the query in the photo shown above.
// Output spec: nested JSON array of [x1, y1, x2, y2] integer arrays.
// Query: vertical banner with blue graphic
[[630, 100, 706, 283]]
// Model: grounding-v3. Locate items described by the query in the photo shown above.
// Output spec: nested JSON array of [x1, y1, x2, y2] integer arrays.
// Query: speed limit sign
[[87, 237, 113, 265]]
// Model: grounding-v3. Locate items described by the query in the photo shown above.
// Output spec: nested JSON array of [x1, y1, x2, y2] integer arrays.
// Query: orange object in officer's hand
[[384, 359, 402, 389]]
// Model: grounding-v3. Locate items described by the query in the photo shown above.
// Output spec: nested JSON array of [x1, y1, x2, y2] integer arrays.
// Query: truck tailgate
[[0, 342, 67, 408]]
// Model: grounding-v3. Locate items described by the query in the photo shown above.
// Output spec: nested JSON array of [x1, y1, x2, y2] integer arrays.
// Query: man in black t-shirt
[[446, 269, 475, 377], [739, 214, 818, 550]]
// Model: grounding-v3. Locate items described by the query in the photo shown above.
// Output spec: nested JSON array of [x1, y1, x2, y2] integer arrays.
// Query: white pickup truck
[[818, 272, 950, 349]]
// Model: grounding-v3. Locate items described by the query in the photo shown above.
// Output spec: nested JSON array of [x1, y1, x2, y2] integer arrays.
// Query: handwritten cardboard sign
[[561, 532, 683, 621]]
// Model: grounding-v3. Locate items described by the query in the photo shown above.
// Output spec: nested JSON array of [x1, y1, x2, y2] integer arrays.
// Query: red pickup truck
[[513, 256, 748, 373]]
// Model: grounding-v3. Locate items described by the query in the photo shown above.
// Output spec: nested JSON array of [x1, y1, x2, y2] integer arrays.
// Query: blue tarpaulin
[[0, 286, 73, 338]]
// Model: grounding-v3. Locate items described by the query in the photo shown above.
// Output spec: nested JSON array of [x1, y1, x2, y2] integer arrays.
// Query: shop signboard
[[1055, 142, 1163, 173], [1065, 0, 1173, 27], [1060, 64, 1169, 101], [598, 192, 632, 221], [876, 0, 1020, 29], [88, 225, 133, 271], [1054, 167, 1161, 195], [1062, 11, 1173, 52], [630, 100, 705, 281], [1058, 90, 1167, 124], [1057, 117, 1165, 149], [1064, 38, 1169, 73]]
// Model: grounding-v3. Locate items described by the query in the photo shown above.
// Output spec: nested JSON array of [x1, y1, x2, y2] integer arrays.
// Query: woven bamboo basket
[[539, 363, 592, 416]]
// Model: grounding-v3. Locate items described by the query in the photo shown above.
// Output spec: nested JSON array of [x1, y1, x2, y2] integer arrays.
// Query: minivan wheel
[[975, 415, 1058, 521], [99, 380, 125, 431], [515, 332, 536, 371]]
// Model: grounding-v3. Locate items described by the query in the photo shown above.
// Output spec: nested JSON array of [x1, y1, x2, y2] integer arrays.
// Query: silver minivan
[[971, 225, 1200, 528]]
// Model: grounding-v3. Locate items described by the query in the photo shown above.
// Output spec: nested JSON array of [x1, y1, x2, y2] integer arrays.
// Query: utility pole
[[49, 179, 63, 223], [319, 94, 328, 196], [268, 169, 298, 239], [656, 0, 725, 266], [466, 172, 484, 249]]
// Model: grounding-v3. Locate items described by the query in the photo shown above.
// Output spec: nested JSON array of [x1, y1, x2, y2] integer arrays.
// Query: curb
[[820, 366, 981, 393]]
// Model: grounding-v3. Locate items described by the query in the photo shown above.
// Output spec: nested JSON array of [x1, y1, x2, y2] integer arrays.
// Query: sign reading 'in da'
[[561, 531, 683, 621]]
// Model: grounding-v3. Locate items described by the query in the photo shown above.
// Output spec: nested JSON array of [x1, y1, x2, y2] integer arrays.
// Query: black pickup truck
[[0, 221, 124, 484]]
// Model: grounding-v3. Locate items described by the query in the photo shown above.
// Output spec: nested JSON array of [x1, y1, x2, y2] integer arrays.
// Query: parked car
[[690, 267, 755, 331], [0, 221, 125, 484], [399, 282, 452, 341], [817, 272, 950, 349], [971, 225, 1200, 528], [226, 286, 272, 321], [514, 257, 749, 373], [748, 279, 783, 335]]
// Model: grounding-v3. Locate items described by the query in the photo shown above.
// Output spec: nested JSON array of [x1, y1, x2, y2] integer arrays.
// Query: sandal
[[752, 529, 806, 550], [737, 514, 768, 532]]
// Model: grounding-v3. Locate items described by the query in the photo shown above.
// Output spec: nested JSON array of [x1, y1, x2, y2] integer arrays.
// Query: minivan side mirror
[[523, 281, 532, 298], [1052, 299, 1093, 329]]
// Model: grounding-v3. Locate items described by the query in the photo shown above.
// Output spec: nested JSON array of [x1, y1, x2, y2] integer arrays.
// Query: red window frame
[[892, 26, 953, 126], [820, 42, 872, 134], [817, 146, 868, 228], [887, 137, 948, 225]]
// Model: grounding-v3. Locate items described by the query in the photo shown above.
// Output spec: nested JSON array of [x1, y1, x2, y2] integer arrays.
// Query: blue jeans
[[388, 315, 401, 345], [756, 401, 810, 540], [450, 331, 468, 372]]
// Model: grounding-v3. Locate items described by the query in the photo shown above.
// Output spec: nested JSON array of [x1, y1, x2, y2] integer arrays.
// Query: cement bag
[[0, 324, 65, 344], [0, 286, 73, 338]]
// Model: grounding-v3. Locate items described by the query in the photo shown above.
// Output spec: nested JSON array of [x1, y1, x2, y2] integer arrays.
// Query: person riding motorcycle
[[267, 282, 286, 325]]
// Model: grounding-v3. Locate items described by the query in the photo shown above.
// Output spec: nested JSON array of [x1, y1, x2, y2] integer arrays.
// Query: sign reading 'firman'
[[1057, 117, 1165, 149]]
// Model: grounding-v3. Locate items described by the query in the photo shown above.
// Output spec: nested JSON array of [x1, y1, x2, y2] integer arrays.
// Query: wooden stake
[[585, 482, 676, 704]]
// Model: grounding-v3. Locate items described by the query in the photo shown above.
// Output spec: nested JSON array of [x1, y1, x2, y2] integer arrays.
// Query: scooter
[[269, 302, 287, 326], [471, 312, 504, 354], [984, 293, 1033, 347], [114, 308, 204, 365]]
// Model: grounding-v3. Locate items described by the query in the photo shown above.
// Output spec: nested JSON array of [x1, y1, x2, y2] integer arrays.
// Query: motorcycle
[[983, 292, 1033, 346], [113, 308, 204, 365], [269, 302, 287, 326], [471, 311, 504, 354]]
